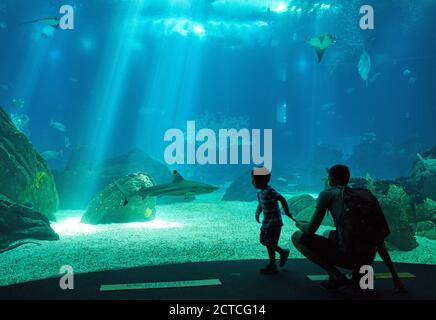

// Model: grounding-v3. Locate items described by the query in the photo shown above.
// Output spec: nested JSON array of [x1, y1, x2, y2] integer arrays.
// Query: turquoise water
[[0, 1, 435, 284]]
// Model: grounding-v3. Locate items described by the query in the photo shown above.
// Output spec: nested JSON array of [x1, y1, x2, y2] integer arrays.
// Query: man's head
[[251, 167, 271, 190], [327, 164, 350, 187]]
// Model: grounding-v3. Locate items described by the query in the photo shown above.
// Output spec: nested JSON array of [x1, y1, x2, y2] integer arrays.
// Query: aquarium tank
[[0, 0, 435, 301]]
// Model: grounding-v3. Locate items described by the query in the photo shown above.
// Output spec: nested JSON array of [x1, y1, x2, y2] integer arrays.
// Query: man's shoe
[[279, 250, 290, 267], [321, 277, 351, 292], [259, 264, 278, 275]]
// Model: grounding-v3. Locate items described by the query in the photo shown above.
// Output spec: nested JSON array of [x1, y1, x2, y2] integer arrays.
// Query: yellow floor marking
[[100, 278, 222, 292]]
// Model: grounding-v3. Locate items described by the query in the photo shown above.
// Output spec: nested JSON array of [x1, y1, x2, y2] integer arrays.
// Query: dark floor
[[1, 259, 435, 300]]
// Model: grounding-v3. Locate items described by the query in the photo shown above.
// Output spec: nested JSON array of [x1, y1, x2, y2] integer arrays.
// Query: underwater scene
[[0, 0, 435, 300]]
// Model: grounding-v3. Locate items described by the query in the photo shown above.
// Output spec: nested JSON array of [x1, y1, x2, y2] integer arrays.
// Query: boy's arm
[[377, 242, 407, 293], [277, 195, 295, 221], [255, 203, 262, 223]]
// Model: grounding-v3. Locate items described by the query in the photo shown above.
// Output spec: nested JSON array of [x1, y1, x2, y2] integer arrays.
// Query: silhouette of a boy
[[252, 167, 295, 275]]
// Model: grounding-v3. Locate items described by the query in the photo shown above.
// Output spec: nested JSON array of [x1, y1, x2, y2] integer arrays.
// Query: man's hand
[[255, 214, 260, 224], [285, 211, 296, 222], [296, 220, 309, 232]]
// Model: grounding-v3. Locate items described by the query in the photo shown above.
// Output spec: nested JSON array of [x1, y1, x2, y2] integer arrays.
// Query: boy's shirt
[[257, 185, 283, 230]]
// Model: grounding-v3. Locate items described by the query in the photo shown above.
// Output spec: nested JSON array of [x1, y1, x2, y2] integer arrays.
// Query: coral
[[350, 177, 418, 251], [34, 172, 46, 190]]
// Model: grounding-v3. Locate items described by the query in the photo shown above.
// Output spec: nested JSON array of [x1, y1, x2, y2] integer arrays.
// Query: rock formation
[[81, 172, 156, 224], [54, 148, 173, 209], [0, 107, 59, 220], [0, 195, 59, 249]]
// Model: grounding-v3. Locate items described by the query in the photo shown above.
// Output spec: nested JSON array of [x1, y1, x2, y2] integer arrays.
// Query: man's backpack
[[336, 187, 391, 255]]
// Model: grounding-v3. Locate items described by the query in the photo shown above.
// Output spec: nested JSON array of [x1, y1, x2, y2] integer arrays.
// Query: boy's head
[[327, 164, 350, 187], [251, 167, 271, 190]]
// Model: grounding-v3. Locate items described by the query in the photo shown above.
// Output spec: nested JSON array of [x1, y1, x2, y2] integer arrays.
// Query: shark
[[113, 170, 219, 206], [358, 50, 371, 85], [307, 34, 336, 63], [20, 17, 60, 29]]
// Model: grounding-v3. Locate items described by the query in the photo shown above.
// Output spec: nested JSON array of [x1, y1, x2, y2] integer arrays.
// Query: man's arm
[[255, 203, 262, 224], [377, 242, 407, 293], [277, 195, 295, 221], [296, 206, 326, 234]]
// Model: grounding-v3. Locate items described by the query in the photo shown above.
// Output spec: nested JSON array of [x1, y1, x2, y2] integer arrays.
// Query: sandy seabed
[[1, 197, 435, 287]]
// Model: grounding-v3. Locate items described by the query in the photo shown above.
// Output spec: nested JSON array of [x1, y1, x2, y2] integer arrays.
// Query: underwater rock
[[54, 148, 173, 209], [0, 106, 59, 220], [418, 227, 436, 240], [416, 221, 434, 233], [287, 194, 334, 227], [432, 214, 436, 224], [415, 220, 436, 242], [350, 179, 418, 251], [222, 168, 311, 202], [222, 170, 257, 202], [81, 172, 156, 225], [407, 151, 436, 202], [287, 194, 316, 213], [375, 186, 418, 251], [0, 195, 59, 248], [415, 198, 436, 222]]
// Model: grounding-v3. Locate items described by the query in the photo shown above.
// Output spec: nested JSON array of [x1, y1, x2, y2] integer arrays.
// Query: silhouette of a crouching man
[[292, 164, 407, 293]]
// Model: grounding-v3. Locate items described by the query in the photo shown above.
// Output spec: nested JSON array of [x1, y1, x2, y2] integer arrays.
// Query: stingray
[[307, 34, 336, 63], [358, 51, 371, 85]]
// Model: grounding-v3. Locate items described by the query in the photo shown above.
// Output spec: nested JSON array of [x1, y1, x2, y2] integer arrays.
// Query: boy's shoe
[[321, 276, 351, 292], [279, 250, 290, 267], [259, 264, 278, 275]]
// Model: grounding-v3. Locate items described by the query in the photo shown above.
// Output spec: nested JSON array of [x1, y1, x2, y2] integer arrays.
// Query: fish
[[403, 69, 412, 77], [307, 34, 336, 63], [64, 136, 71, 148], [369, 72, 381, 83], [358, 51, 371, 85], [50, 120, 66, 132], [113, 170, 219, 206], [20, 17, 60, 29], [12, 98, 24, 109], [41, 150, 62, 161], [321, 103, 336, 111]]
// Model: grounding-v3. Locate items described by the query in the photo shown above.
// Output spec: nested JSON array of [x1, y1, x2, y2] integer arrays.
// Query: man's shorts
[[299, 231, 376, 269], [260, 227, 282, 246]]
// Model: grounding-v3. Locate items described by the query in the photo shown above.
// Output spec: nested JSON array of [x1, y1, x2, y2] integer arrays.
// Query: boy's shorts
[[260, 227, 282, 246]]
